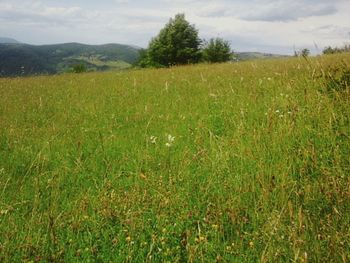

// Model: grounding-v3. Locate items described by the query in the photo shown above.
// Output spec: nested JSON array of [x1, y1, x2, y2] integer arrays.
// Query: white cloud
[[0, 0, 349, 54]]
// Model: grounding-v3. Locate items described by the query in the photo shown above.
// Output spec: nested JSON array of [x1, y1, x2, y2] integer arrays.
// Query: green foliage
[[323, 44, 350, 55], [1, 54, 350, 262], [71, 63, 87, 73], [301, 48, 310, 58], [202, 38, 232, 63], [141, 14, 201, 67], [294, 48, 310, 58]]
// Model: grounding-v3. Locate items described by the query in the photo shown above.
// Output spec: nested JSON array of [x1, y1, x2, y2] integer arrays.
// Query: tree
[[140, 14, 202, 67], [323, 46, 336, 55], [301, 48, 310, 58], [294, 48, 310, 58], [323, 44, 350, 55], [202, 38, 232, 63]]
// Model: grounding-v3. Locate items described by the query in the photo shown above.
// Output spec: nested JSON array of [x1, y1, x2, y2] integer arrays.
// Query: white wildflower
[[150, 136, 157, 144], [165, 134, 175, 147]]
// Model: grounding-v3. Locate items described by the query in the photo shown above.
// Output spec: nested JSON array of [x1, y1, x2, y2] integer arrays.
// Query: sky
[[0, 0, 349, 54]]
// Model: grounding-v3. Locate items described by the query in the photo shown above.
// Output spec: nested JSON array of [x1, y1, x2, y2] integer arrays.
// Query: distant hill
[[0, 42, 140, 76], [0, 37, 20, 44], [235, 52, 289, 61], [0, 39, 290, 77]]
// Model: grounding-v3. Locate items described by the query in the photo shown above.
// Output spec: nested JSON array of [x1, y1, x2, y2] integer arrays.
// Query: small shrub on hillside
[[71, 63, 87, 73]]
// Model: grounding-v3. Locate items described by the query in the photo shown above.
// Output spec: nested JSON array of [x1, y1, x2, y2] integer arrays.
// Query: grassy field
[[0, 54, 349, 262]]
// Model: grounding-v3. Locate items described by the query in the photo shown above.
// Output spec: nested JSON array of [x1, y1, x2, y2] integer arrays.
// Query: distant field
[[0, 54, 349, 262]]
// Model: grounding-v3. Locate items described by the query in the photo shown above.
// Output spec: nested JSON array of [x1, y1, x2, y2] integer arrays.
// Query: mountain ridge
[[0, 37, 289, 77], [0, 37, 20, 44], [0, 41, 140, 76]]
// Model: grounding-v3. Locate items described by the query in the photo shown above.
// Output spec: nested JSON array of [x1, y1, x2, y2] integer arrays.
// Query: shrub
[[202, 38, 232, 63], [72, 63, 87, 73]]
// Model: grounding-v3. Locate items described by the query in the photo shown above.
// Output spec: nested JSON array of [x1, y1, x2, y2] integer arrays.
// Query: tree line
[[138, 14, 233, 68], [323, 44, 350, 55]]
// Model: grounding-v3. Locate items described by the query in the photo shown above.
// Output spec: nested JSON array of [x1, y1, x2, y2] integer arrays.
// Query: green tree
[[323, 44, 350, 55], [136, 49, 151, 68], [301, 48, 310, 58], [141, 14, 202, 67], [323, 46, 336, 55], [202, 38, 232, 63]]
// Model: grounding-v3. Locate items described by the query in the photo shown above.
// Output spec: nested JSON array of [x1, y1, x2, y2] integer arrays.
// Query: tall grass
[[0, 54, 349, 262]]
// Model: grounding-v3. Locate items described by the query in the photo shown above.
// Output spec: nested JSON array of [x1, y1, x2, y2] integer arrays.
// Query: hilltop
[[235, 52, 289, 61], [0, 42, 140, 76], [0, 37, 20, 44]]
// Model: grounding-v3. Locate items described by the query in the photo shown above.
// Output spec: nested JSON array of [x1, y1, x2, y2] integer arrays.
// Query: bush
[[72, 64, 87, 73], [202, 38, 232, 63]]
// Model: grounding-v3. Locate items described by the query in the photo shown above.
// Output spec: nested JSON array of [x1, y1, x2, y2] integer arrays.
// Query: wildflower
[[150, 136, 157, 144], [0, 209, 8, 215], [165, 134, 175, 147], [275, 110, 280, 113], [195, 236, 206, 243]]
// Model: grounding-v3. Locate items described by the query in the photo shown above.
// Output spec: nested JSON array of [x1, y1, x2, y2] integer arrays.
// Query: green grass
[[0, 54, 349, 262]]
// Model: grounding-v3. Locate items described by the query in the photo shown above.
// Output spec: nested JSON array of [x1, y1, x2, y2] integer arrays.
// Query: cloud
[[301, 24, 350, 39], [0, 1, 89, 27], [240, 1, 337, 22], [195, 0, 338, 22], [0, 0, 348, 53]]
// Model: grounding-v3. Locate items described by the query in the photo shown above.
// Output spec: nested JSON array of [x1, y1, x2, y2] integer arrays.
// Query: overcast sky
[[0, 0, 349, 54]]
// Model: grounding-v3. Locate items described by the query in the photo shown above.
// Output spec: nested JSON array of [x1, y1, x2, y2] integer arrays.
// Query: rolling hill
[[0, 42, 140, 76], [235, 52, 289, 61], [0, 38, 289, 77], [0, 37, 20, 44]]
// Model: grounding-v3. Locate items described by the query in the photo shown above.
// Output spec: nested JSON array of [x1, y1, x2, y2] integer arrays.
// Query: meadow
[[0, 53, 349, 262]]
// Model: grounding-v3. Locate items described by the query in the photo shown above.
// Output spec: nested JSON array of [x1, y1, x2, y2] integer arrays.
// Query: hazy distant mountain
[[235, 52, 289, 61], [0, 42, 140, 76], [0, 37, 20, 44]]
